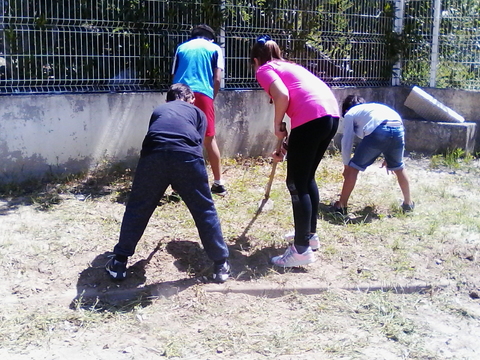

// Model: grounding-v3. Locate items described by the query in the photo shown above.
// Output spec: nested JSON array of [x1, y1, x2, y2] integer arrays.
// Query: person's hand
[[271, 149, 284, 163], [272, 122, 287, 162], [380, 160, 391, 174]]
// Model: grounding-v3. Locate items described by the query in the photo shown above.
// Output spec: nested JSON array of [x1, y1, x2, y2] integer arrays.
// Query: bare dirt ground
[[0, 155, 479, 359]]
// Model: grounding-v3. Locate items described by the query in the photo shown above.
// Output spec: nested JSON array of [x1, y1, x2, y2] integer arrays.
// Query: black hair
[[342, 95, 366, 116], [166, 83, 194, 103], [191, 24, 215, 41]]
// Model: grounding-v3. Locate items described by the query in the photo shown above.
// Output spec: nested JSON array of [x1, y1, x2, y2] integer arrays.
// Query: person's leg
[[194, 92, 225, 194], [286, 116, 338, 250], [307, 180, 319, 231], [170, 152, 229, 263], [287, 138, 318, 250], [204, 135, 222, 181], [113, 153, 170, 258], [382, 126, 414, 209], [308, 116, 339, 231], [394, 168, 412, 205]]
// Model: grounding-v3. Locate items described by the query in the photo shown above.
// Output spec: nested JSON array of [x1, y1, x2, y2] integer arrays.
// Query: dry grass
[[0, 152, 480, 359]]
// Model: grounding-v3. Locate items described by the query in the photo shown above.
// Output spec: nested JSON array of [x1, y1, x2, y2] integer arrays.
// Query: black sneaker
[[211, 183, 227, 196], [401, 201, 415, 213], [212, 261, 230, 283], [105, 257, 127, 280]]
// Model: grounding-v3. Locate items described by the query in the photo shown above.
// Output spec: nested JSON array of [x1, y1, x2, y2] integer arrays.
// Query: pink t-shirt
[[256, 61, 340, 129]]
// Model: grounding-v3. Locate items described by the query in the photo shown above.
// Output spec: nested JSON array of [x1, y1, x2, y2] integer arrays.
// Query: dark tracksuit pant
[[113, 151, 229, 262]]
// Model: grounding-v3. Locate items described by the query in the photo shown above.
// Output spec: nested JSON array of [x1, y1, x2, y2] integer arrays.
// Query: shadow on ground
[[318, 202, 381, 225], [71, 199, 356, 312], [165, 240, 212, 278], [230, 237, 309, 280], [70, 247, 200, 312], [227, 202, 313, 281]]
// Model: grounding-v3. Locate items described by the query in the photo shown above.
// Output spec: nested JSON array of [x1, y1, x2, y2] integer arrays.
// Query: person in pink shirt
[[250, 35, 340, 267]]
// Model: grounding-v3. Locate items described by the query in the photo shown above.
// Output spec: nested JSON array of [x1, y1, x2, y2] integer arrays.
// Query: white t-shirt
[[341, 103, 402, 165]]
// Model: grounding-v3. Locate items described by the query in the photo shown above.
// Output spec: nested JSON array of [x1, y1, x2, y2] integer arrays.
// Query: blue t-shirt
[[172, 38, 224, 99]]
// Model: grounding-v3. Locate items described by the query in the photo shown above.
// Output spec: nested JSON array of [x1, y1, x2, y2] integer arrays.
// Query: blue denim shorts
[[349, 124, 405, 171]]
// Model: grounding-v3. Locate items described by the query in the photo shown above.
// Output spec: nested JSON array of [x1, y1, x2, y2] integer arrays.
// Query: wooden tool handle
[[264, 161, 278, 200], [264, 122, 288, 200]]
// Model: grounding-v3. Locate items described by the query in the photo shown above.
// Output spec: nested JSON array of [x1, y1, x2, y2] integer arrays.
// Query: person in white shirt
[[333, 95, 414, 213]]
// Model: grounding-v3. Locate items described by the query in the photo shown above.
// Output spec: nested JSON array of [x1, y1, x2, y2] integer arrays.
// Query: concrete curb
[[203, 281, 451, 298], [68, 279, 453, 307]]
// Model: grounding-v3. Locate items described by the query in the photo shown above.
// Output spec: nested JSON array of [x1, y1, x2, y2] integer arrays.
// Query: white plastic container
[[404, 86, 465, 123]]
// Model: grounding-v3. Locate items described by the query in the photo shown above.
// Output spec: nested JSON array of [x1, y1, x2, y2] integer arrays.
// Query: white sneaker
[[271, 244, 316, 267], [308, 234, 319, 250], [283, 231, 319, 250]]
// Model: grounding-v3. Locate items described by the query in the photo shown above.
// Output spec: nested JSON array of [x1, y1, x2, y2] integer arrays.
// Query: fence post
[[429, 0, 442, 88], [220, 0, 226, 90], [392, 0, 405, 86], [0, 0, 5, 76]]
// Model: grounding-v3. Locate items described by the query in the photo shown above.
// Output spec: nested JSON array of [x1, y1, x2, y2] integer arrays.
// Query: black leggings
[[286, 115, 339, 246]]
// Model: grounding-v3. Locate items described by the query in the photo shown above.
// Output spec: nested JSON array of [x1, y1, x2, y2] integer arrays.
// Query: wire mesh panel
[[310, 0, 395, 87], [436, 0, 480, 90], [223, 0, 395, 89], [0, 0, 398, 93], [400, 0, 435, 87], [400, 0, 480, 89], [0, 0, 217, 93]]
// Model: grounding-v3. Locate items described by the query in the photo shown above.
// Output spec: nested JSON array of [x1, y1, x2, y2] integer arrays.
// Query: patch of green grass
[[430, 148, 478, 170]]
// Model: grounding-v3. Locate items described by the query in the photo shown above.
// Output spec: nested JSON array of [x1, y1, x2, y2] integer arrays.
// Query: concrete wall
[[1, 87, 479, 183], [0, 90, 280, 183]]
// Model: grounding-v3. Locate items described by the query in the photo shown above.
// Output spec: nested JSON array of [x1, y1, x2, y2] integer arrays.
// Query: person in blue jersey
[[106, 83, 230, 283], [172, 24, 227, 196], [333, 95, 414, 214]]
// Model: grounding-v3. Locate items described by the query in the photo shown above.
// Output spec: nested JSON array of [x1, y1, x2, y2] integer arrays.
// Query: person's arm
[[213, 68, 222, 99], [213, 45, 224, 100], [269, 79, 289, 139], [341, 114, 355, 165]]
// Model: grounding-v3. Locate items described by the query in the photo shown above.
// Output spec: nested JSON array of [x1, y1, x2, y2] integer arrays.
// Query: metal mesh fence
[[1, 0, 479, 94], [223, 0, 394, 89], [400, 0, 480, 90], [400, 0, 435, 88], [0, 0, 195, 93], [436, 0, 480, 90], [0, 0, 395, 93]]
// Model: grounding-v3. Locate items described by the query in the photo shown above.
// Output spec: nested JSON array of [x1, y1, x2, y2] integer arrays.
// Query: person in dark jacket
[[106, 83, 230, 283]]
